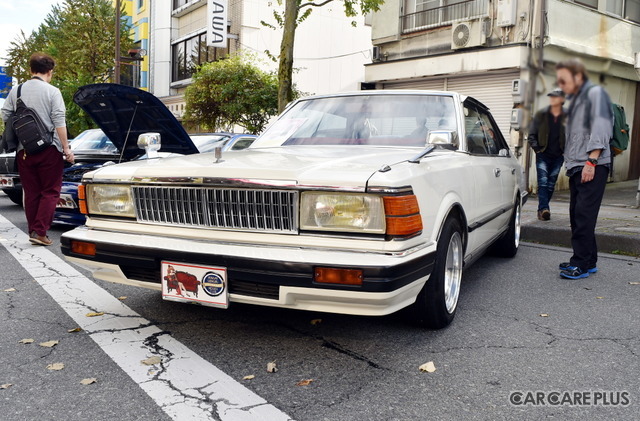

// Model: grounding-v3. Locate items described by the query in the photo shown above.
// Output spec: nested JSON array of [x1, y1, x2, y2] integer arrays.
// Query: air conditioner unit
[[451, 20, 487, 50]]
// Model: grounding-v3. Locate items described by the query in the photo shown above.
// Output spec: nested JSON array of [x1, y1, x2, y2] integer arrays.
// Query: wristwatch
[[587, 158, 598, 166]]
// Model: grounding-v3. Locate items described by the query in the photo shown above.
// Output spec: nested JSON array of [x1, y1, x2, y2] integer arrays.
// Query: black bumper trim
[[61, 236, 435, 294]]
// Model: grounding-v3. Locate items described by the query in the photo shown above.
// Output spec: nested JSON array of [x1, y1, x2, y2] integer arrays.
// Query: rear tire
[[409, 217, 463, 329], [4, 189, 23, 206], [491, 199, 520, 258]]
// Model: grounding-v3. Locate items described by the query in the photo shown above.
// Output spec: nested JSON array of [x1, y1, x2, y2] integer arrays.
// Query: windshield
[[71, 129, 117, 154], [251, 94, 457, 148]]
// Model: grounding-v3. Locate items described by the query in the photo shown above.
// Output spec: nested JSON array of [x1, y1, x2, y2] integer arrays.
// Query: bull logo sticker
[[201, 271, 225, 297], [161, 261, 229, 308]]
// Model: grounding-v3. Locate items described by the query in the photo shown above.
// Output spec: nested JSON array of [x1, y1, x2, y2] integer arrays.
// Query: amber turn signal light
[[71, 241, 96, 256], [78, 184, 88, 215], [383, 195, 423, 236], [315, 267, 363, 286]]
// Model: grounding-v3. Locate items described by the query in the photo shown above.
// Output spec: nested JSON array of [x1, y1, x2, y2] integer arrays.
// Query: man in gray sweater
[[1, 53, 74, 246], [555, 58, 612, 280]]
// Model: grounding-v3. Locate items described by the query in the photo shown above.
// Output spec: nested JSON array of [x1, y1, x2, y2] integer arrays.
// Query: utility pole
[[115, 0, 121, 84]]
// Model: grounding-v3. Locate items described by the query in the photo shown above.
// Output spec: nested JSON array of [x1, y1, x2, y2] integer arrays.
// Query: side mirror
[[137, 133, 161, 159], [498, 148, 509, 157], [427, 130, 458, 149]]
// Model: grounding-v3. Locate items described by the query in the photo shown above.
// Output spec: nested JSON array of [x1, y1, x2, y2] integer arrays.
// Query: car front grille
[[132, 186, 299, 233]]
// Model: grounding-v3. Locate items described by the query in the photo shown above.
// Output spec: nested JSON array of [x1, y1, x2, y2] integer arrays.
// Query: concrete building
[[148, 0, 372, 125], [366, 0, 640, 187]]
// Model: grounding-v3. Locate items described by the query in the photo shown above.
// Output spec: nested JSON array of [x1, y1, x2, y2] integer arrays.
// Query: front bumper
[[61, 227, 436, 316]]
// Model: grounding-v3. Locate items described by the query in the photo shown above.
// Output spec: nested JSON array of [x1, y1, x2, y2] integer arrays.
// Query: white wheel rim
[[444, 231, 463, 314], [514, 204, 521, 249]]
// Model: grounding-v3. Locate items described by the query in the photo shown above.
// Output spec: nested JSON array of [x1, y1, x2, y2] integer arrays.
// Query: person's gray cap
[[548, 88, 565, 97]]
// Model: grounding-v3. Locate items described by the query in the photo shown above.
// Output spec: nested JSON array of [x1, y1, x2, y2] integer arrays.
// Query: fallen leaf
[[80, 378, 97, 385], [68, 327, 82, 333], [596, 296, 604, 299], [310, 319, 322, 325], [296, 379, 314, 386], [3, 288, 16, 292], [18, 339, 35, 344], [39, 340, 59, 348], [85, 312, 104, 317], [117, 296, 128, 300], [267, 361, 278, 373], [629, 281, 640, 285], [243, 375, 255, 381], [141, 356, 162, 366], [419, 361, 437, 373], [539, 313, 549, 317], [1, 384, 12, 389], [46, 363, 64, 371]]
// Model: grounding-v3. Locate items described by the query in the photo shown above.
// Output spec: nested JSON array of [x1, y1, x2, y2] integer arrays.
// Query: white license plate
[[161, 261, 229, 308], [57, 194, 77, 209], [0, 177, 14, 188]]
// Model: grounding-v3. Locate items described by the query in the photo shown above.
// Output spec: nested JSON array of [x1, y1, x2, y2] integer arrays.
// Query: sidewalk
[[521, 178, 640, 256]]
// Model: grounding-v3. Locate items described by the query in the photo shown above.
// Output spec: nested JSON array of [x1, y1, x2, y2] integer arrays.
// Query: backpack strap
[[17, 83, 22, 100]]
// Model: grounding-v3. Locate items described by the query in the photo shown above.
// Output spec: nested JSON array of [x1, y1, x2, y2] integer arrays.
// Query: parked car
[[61, 90, 526, 328], [190, 133, 257, 153], [0, 129, 107, 205], [53, 84, 256, 226]]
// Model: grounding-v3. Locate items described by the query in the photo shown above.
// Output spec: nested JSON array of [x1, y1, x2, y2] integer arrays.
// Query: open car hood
[[73, 84, 198, 160]]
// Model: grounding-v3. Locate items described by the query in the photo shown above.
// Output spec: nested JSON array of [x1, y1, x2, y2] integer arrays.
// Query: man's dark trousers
[[17, 145, 64, 237], [568, 165, 609, 270]]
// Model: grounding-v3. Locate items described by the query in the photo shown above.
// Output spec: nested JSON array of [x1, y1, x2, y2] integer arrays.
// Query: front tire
[[409, 217, 463, 329]]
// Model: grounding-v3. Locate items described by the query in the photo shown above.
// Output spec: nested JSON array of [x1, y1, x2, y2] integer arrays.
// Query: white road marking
[[0, 216, 292, 421]]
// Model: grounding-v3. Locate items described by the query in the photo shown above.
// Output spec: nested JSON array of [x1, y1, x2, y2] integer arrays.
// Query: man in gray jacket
[[555, 58, 612, 280]]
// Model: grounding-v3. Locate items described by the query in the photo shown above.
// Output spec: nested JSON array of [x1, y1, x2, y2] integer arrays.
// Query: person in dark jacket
[[555, 58, 612, 280], [527, 88, 566, 221]]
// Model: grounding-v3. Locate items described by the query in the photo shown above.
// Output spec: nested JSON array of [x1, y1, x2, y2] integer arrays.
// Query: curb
[[521, 225, 640, 257]]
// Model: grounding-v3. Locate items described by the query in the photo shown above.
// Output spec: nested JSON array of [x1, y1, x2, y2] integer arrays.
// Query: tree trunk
[[278, 0, 299, 112]]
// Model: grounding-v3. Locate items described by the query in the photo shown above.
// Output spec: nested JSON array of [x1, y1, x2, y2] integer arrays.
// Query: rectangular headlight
[[86, 184, 135, 217], [300, 192, 385, 233]]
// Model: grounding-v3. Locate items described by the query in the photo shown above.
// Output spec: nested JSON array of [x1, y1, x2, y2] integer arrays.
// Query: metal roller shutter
[[446, 72, 519, 137], [383, 79, 445, 91]]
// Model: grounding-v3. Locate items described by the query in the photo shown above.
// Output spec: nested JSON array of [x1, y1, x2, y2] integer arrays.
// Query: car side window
[[476, 111, 501, 156], [463, 106, 488, 155]]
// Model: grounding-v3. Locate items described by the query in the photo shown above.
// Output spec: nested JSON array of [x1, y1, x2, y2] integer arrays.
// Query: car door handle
[[494, 168, 501, 177]]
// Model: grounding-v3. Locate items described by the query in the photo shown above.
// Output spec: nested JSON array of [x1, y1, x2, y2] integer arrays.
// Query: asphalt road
[[1, 192, 639, 421]]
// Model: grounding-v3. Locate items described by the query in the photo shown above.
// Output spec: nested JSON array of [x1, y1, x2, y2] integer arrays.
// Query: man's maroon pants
[[17, 146, 64, 237]]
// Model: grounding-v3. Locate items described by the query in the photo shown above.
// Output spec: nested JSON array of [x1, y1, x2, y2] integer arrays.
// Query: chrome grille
[[132, 186, 298, 233]]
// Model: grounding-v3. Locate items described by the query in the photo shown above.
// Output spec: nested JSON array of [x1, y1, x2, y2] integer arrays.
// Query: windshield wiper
[[408, 145, 436, 164]]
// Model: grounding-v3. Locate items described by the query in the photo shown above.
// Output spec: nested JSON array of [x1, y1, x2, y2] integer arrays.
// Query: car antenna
[[118, 104, 139, 164], [408, 144, 436, 164]]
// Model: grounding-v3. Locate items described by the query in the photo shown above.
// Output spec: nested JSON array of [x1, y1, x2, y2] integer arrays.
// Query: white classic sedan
[[61, 91, 526, 329]]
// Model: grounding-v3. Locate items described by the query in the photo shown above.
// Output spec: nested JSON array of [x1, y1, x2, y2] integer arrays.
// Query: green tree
[[4, 0, 132, 137], [263, 0, 384, 112], [184, 54, 299, 134]]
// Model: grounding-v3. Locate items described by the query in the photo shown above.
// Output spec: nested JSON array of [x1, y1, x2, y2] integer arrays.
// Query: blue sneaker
[[560, 267, 590, 279], [558, 262, 598, 273]]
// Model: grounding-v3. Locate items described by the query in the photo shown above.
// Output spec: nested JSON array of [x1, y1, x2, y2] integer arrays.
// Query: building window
[[402, 0, 489, 33], [173, 0, 189, 10], [172, 33, 229, 82], [607, 0, 640, 23], [575, 0, 598, 9]]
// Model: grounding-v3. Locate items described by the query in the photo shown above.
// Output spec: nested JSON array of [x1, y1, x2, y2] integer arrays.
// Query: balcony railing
[[402, 0, 489, 34]]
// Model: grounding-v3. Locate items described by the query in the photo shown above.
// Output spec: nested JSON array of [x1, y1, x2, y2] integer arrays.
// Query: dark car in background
[[52, 83, 256, 226], [0, 128, 110, 205]]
